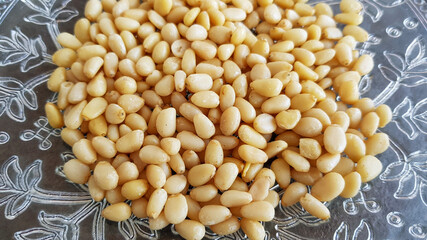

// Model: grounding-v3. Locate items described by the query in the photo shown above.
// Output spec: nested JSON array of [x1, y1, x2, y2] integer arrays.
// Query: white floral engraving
[[374, 36, 427, 105], [333, 219, 374, 240], [0, 74, 49, 122], [0, 27, 52, 72], [392, 97, 427, 140], [380, 139, 427, 206]]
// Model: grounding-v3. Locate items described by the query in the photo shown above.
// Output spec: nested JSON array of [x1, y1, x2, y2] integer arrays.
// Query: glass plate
[[0, 0, 426, 239]]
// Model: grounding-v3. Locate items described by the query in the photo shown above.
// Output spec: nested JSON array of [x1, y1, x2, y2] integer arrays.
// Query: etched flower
[[0, 156, 91, 220], [392, 97, 427, 140], [0, 75, 48, 122], [22, 0, 78, 48], [380, 150, 427, 206], [334, 219, 374, 240], [374, 36, 427, 105], [0, 28, 50, 72]]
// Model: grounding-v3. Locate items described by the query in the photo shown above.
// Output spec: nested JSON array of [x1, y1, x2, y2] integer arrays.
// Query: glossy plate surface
[[0, 0, 426, 239]]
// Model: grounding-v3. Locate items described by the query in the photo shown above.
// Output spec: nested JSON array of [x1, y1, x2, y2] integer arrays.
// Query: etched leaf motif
[[378, 65, 399, 82], [333, 222, 349, 240], [6, 96, 25, 122], [405, 36, 425, 66], [14, 228, 59, 240], [362, 1, 382, 23], [392, 97, 418, 139], [25, 13, 52, 25], [399, 75, 427, 87], [132, 218, 158, 239], [358, 75, 371, 95], [19, 88, 38, 110], [0, 28, 49, 72], [119, 219, 137, 240], [373, 0, 405, 8], [0, 38, 15, 51], [5, 193, 32, 219], [352, 220, 373, 240], [413, 98, 427, 134], [54, 9, 78, 22], [395, 170, 418, 199], [384, 52, 405, 71], [406, 60, 427, 74], [380, 161, 408, 181], [22, 160, 42, 190], [420, 181, 427, 206]]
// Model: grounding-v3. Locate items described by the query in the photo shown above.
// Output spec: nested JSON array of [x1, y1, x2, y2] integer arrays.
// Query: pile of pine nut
[[44, 0, 393, 239]]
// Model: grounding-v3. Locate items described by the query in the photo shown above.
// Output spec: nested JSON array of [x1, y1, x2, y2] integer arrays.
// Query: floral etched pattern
[[0, 28, 52, 72], [0, 74, 48, 122]]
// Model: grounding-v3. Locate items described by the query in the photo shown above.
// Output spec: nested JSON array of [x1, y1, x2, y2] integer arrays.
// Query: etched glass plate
[[0, 0, 426, 239]]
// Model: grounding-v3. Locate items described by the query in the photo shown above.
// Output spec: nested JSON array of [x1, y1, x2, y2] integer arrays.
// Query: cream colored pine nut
[[253, 113, 277, 134], [175, 220, 205, 240], [271, 158, 291, 188], [323, 124, 347, 154], [131, 198, 148, 219], [92, 136, 116, 158], [121, 179, 149, 200], [116, 161, 139, 185], [375, 104, 392, 127], [101, 202, 131, 222], [139, 145, 170, 164], [190, 184, 218, 202], [146, 188, 168, 219], [249, 177, 270, 201], [240, 201, 274, 221], [64, 100, 87, 130], [281, 182, 307, 207], [240, 218, 265, 240], [300, 193, 330, 220], [238, 145, 268, 164], [299, 138, 322, 160], [262, 140, 287, 159], [340, 0, 363, 13], [210, 215, 240, 236], [146, 164, 166, 189], [340, 172, 362, 198], [164, 194, 187, 224], [47, 67, 66, 92], [365, 132, 390, 156], [188, 164, 216, 187], [77, 45, 107, 61], [213, 162, 238, 191], [360, 112, 380, 137], [332, 157, 355, 176], [282, 150, 310, 172], [63, 159, 91, 184], [311, 172, 345, 201], [45, 102, 64, 128], [344, 133, 366, 162], [204, 139, 224, 167], [57, 32, 82, 50], [169, 154, 185, 174], [88, 175, 105, 201], [316, 153, 341, 173], [199, 205, 232, 226], [93, 161, 119, 190], [293, 117, 323, 137], [52, 48, 77, 68], [177, 130, 206, 152], [61, 127, 84, 146], [356, 155, 383, 182], [291, 167, 323, 186], [148, 212, 170, 230], [163, 175, 187, 195]]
